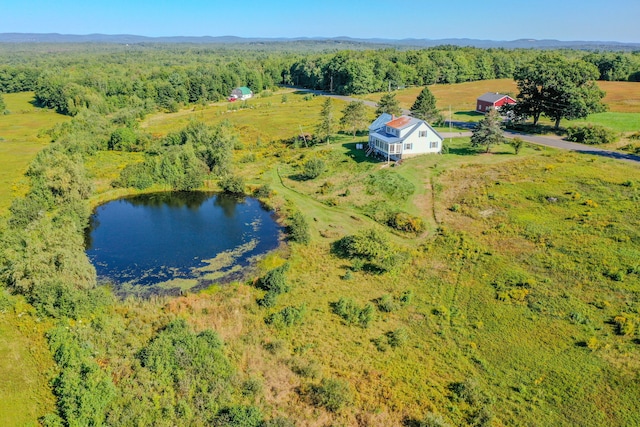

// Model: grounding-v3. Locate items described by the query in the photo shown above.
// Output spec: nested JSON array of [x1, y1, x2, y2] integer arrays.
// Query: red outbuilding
[[476, 92, 516, 113]]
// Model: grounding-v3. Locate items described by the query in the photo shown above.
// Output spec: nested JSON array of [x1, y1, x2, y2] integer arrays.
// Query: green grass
[[571, 112, 640, 133], [0, 92, 69, 215], [0, 297, 55, 426], [4, 82, 640, 426]]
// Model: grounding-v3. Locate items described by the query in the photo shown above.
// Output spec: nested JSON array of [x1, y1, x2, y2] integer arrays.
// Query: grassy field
[[358, 79, 640, 130], [0, 92, 69, 215], [2, 80, 640, 426], [157, 136, 640, 426], [0, 295, 56, 426], [135, 92, 640, 425]]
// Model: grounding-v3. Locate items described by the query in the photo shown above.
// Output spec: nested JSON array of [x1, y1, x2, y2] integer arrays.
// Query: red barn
[[476, 92, 516, 113]]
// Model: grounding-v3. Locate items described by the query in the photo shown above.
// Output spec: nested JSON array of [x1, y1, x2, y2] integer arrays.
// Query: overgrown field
[[1, 85, 639, 426]]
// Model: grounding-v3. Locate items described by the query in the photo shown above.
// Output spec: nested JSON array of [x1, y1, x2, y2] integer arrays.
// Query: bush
[[113, 162, 154, 189], [213, 406, 262, 427], [219, 174, 245, 194], [266, 305, 306, 329], [108, 127, 138, 151], [308, 378, 352, 412], [332, 298, 374, 328], [287, 211, 310, 244], [257, 264, 290, 294], [377, 294, 397, 312], [302, 159, 325, 179], [366, 169, 415, 201], [388, 211, 425, 233], [387, 327, 408, 348], [565, 124, 618, 145], [253, 184, 272, 199]]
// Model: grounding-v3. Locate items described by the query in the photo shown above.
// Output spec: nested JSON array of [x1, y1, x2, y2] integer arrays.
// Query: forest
[[1, 42, 640, 426]]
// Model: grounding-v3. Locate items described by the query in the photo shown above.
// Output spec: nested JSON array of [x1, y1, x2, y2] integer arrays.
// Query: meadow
[[0, 92, 69, 215], [139, 91, 640, 425], [359, 79, 640, 133], [2, 84, 639, 426]]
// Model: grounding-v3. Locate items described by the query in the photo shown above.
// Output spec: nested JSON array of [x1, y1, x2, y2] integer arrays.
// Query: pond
[[85, 192, 282, 291]]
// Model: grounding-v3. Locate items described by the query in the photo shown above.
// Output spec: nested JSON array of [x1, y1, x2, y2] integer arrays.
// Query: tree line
[[1, 45, 639, 120]]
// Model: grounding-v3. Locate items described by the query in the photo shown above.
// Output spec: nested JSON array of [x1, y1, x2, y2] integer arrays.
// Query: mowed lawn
[[0, 92, 69, 215]]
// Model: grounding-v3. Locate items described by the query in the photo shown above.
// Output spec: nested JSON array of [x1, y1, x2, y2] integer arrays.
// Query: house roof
[[369, 114, 444, 143], [386, 116, 413, 129], [368, 113, 393, 131], [477, 92, 513, 103], [235, 86, 252, 94]]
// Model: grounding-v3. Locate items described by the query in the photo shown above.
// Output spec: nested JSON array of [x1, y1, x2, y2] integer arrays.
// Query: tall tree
[[470, 108, 504, 153], [316, 97, 334, 144], [340, 101, 368, 137], [514, 54, 606, 129], [410, 87, 441, 123], [375, 92, 402, 117]]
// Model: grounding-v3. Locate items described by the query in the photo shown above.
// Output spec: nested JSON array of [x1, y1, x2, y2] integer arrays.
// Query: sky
[[2, 0, 639, 43]]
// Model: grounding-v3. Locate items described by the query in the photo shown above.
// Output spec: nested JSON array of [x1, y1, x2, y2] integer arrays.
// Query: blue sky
[[2, 0, 639, 43]]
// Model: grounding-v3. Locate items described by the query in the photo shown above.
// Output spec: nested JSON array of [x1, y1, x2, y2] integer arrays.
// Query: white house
[[367, 114, 443, 160], [229, 86, 253, 101]]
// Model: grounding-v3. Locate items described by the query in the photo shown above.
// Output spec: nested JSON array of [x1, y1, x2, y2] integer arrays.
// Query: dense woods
[[1, 45, 639, 119]]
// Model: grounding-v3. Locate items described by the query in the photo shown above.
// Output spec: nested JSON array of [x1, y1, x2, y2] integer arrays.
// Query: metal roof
[[235, 86, 252, 94], [368, 113, 393, 131], [477, 92, 512, 103]]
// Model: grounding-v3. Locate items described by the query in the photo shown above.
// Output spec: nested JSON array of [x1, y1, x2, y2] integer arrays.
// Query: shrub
[[213, 406, 262, 427], [219, 174, 245, 194], [308, 378, 352, 412], [266, 305, 306, 329], [508, 137, 525, 154], [387, 327, 408, 348], [257, 264, 290, 294], [332, 298, 374, 328], [253, 184, 272, 198], [332, 228, 408, 273], [388, 211, 425, 233], [108, 127, 138, 151], [366, 169, 415, 201], [113, 162, 154, 189], [565, 124, 618, 145], [302, 159, 325, 179], [287, 211, 310, 244], [377, 294, 397, 312]]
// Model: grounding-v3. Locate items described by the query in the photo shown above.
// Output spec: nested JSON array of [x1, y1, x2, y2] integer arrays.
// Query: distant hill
[[0, 33, 638, 51]]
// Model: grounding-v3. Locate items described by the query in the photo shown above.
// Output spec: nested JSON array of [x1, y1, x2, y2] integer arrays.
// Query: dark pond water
[[85, 192, 282, 287]]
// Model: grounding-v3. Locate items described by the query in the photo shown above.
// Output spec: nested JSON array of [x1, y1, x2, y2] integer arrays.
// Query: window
[[419, 130, 427, 137], [404, 143, 413, 150], [430, 141, 439, 149]]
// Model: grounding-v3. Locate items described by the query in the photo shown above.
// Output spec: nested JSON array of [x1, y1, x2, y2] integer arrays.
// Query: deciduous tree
[[514, 54, 606, 129]]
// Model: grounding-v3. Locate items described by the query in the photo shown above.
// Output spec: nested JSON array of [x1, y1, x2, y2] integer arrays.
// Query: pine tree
[[340, 101, 368, 137], [375, 92, 402, 117], [316, 98, 334, 144], [410, 87, 441, 123], [470, 108, 504, 153]]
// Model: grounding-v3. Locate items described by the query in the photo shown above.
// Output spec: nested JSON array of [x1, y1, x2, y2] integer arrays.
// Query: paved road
[[289, 87, 640, 164]]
